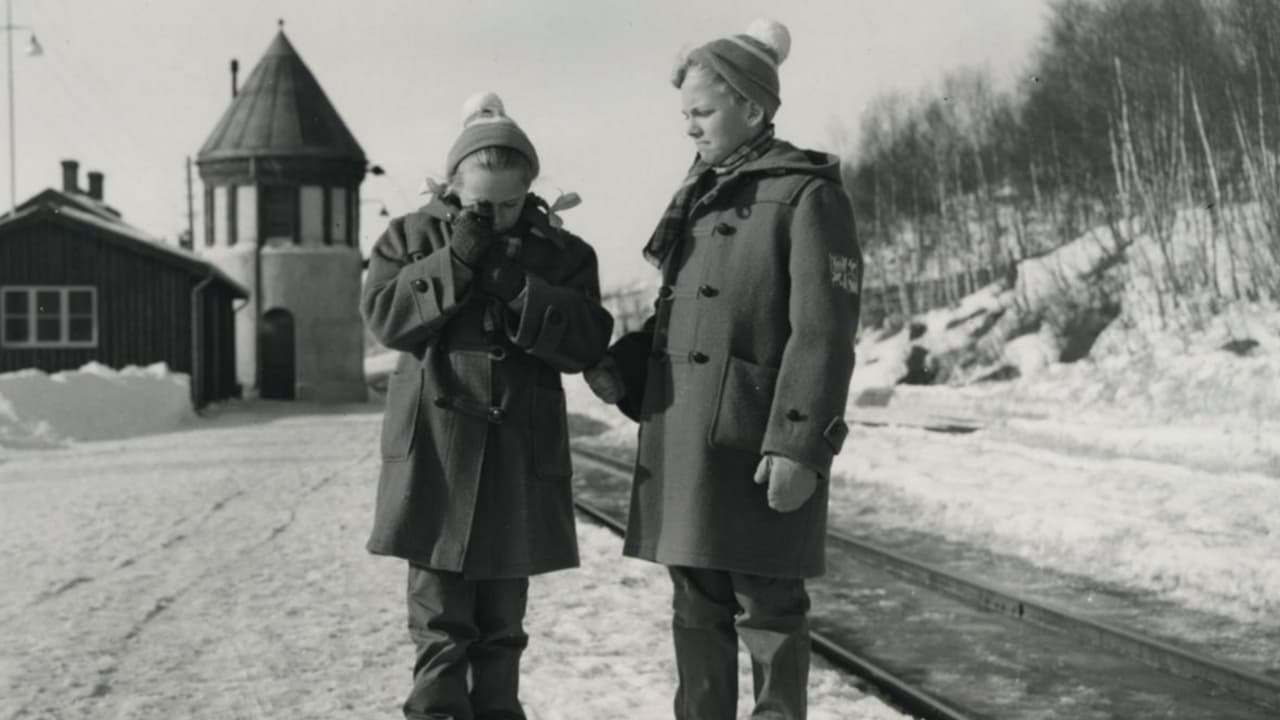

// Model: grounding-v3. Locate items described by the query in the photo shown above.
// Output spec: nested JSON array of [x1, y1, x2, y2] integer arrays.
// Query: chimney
[[61, 159, 78, 193], [230, 59, 239, 99], [87, 171, 104, 200]]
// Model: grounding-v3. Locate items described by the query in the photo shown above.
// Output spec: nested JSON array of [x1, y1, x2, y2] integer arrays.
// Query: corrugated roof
[[198, 30, 365, 163]]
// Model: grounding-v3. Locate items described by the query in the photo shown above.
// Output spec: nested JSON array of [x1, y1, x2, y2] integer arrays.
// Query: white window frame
[[0, 285, 99, 349]]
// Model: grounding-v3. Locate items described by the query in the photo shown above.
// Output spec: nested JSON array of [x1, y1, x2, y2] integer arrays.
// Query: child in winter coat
[[585, 20, 862, 720], [362, 92, 613, 720]]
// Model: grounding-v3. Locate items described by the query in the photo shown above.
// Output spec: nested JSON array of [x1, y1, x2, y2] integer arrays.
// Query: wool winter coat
[[614, 141, 862, 579], [361, 195, 613, 578]]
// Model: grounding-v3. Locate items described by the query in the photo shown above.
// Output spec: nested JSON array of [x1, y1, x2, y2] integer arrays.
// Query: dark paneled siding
[[0, 223, 193, 375]]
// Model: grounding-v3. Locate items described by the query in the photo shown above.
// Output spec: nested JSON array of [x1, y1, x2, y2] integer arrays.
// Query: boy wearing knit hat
[[586, 19, 862, 720], [362, 92, 613, 720]]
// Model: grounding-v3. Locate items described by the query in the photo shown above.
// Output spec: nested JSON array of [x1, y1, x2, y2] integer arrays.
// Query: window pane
[[68, 290, 94, 314], [4, 317, 28, 342], [213, 185, 228, 246], [68, 317, 94, 342], [330, 187, 348, 245], [36, 290, 61, 315], [262, 185, 297, 240], [2, 289, 28, 314], [36, 318, 61, 342]]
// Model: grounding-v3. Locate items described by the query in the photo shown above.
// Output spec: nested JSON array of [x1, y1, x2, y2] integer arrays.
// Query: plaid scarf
[[643, 127, 776, 267]]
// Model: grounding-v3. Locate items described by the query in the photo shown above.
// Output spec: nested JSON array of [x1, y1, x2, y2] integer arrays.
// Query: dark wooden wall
[[0, 224, 193, 375], [193, 282, 241, 406]]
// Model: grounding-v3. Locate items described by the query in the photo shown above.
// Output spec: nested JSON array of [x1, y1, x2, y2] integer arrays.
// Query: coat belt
[[433, 394, 512, 424]]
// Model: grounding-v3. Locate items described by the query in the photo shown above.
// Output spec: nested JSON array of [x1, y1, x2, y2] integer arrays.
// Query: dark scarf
[[643, 126, 776, 267]]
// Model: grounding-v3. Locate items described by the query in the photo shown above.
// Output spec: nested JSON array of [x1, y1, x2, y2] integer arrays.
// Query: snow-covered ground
[[565, 291, 1280, 629], [0, 394, 899, 719]]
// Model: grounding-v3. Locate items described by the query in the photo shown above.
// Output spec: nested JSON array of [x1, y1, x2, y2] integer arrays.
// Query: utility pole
[[3, 0, 41, 216], [6, 0, 16, 215], [185, 156, 195, 249]]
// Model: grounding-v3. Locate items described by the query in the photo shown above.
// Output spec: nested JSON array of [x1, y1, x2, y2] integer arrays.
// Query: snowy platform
[[0, 400, 900, 720]]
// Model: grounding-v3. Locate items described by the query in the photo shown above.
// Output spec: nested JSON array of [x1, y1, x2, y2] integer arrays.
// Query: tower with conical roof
[[196, 24, 366, 402]]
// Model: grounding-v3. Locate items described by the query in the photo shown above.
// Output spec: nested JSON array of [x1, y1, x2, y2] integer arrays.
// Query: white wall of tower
[[195, 181, 366, 401]]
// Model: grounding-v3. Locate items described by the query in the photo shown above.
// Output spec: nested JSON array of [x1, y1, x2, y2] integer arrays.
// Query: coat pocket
[[531, 385, 572, 481], [708, 356, 778, 454], [380, 370, 421, 461]]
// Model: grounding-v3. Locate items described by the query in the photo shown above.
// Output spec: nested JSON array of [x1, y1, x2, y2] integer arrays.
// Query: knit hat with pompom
[[683, 19, 791, 120], [445, 92, 540, 179]]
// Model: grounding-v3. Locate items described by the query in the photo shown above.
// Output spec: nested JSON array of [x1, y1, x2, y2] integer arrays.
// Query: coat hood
[[732, 139, 843, 183]]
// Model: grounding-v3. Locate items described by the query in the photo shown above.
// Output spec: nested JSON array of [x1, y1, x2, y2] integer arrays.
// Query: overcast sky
[[10, 0, 1051, 288]]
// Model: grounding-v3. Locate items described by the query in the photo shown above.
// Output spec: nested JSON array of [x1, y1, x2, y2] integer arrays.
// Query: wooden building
[[0, 160, 248, 407]]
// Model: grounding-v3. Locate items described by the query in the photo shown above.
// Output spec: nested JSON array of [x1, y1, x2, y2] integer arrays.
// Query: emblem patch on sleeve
[[829, 253, 862, 295]]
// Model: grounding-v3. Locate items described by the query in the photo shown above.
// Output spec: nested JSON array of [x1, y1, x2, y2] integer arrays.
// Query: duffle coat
[[361, 196, 613, 578], [616, 141, 862, 579]]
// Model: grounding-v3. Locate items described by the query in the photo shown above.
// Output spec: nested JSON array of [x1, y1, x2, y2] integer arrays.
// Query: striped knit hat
[[684, 19, 792, 119], [445, 92, 540, 179]]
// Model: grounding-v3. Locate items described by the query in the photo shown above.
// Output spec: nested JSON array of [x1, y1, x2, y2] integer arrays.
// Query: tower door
[[260, 308, 295, 400]]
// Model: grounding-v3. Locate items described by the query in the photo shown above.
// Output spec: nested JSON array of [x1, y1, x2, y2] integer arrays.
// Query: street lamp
[[3, 0, 41, 215]]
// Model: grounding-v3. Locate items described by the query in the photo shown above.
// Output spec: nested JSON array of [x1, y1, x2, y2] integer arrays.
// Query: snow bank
[[0, 362, 193, 448], [950, 299, 1280, 437]]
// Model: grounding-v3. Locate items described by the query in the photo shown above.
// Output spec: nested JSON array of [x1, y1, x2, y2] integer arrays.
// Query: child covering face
[[361, 92, 614, 720]]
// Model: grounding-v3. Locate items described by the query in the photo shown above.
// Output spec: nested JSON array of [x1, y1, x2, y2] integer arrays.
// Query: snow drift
[[0, 362, 194, 448]]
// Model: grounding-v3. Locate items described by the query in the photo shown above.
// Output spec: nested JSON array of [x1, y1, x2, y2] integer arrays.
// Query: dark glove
[[584, 356, 625, 403], [609, 330, 652, 421], [449, 209, 496, 269], [476, 257, 526, 302]]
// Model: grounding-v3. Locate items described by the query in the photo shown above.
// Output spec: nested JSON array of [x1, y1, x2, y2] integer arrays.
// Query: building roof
[[198, 30, 365, 164], [6, 187, 122, 223], [0, 196, 249, 299]]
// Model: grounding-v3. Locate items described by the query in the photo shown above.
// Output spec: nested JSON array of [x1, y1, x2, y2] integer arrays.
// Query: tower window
[[329, 187, 348, 245], [227, 185, 238, 246], [212, 186, 228, 246], [204, 187, 215, 247], [261, 185, 298, 242]]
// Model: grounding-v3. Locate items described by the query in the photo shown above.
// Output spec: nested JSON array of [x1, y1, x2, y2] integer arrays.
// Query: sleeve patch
[[829, 253, 862, 295], [823, 417, 849, 453]]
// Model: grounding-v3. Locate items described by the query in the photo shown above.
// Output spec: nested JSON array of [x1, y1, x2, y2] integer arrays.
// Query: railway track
[[570, 443, 1280, 720]]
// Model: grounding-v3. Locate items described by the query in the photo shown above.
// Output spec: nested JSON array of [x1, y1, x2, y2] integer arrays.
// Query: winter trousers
[[404, 564, 529, 720], [668, 566, 811, 720]]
